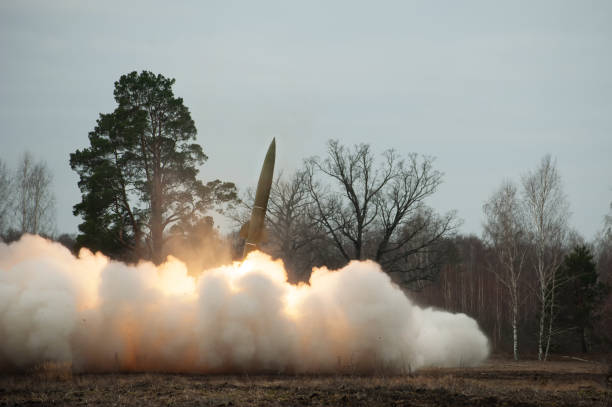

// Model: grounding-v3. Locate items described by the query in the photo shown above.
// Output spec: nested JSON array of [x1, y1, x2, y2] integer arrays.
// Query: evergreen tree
[[557, 245, 609, 352], [70, 71, 237, 263]]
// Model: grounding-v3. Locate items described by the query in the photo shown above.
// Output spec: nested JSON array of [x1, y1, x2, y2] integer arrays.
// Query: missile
[[241, 138, 276, 258]]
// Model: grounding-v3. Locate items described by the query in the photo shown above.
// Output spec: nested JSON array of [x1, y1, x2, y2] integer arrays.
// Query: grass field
[[1, 357, 610, 406]]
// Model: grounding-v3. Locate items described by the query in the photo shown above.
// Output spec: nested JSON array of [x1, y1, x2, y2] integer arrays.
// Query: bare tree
[[266, 171, 313, 254], [522, 155, 569, 360], [483, 180, 528, 360], [0, 159, 13, 236], [13, 152, 56, 236], [265, 171, 329, 281], [305, 140, 458, 287]]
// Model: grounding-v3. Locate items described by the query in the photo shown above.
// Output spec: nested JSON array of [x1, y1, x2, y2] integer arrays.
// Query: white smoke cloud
[[0, 235, 489, 372]]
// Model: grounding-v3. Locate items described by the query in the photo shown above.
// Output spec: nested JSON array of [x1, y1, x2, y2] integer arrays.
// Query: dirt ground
[[0, 357, 610, 406]]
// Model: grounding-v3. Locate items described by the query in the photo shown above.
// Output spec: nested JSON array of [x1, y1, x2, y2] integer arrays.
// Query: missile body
[[242, 138, 276, 258]]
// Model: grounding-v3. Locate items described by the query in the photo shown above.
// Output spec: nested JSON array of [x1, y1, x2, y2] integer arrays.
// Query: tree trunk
[[512, 296, 519, 361], [537, 283, 546, 361], [536, 253, 547, 361], [544, 269, 557, 361], [151, 169, 163, 264], [495, 283, 501, 349], [581, 326, 589, 353]]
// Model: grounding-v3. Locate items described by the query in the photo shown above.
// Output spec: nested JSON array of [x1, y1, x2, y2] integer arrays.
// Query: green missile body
[[242, 138, 276, 258]]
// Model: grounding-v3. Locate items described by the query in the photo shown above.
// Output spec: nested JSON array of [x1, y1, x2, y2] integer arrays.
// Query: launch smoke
[[0, 235, 489, 373]]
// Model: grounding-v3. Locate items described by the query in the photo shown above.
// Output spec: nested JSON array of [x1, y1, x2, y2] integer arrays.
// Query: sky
[[0, 0, 610, 240]]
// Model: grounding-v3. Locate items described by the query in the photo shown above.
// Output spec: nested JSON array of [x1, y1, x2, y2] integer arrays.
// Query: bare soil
[[0, 358, 610, 406]]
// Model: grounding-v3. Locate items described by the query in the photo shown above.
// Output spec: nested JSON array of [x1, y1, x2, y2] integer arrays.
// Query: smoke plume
[[0, 235, 489, 373]]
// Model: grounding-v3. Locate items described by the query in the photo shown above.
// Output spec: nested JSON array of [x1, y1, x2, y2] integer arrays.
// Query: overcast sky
[[1, 1, 610, 240]]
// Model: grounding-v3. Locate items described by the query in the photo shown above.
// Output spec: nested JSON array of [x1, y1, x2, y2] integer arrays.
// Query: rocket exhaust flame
[[0, 235, 489, 373]]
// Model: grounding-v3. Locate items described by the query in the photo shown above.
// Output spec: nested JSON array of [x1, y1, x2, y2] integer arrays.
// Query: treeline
[[251, 154, 611, 358], [414, 234, 611, 358], [1, 70, 609, 358]]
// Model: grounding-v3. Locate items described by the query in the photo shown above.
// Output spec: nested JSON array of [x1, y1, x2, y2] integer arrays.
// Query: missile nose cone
[[268, 138, 276, 158]]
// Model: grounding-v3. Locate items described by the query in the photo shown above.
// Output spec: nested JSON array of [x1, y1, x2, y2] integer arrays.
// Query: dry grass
[[0, 358, 610, 406]]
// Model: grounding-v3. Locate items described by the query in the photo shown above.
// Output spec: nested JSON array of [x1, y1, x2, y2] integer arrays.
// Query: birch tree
[[522, 155, 569, 360], [483, 180, 527, 360], [13, 152, 56, 236]]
